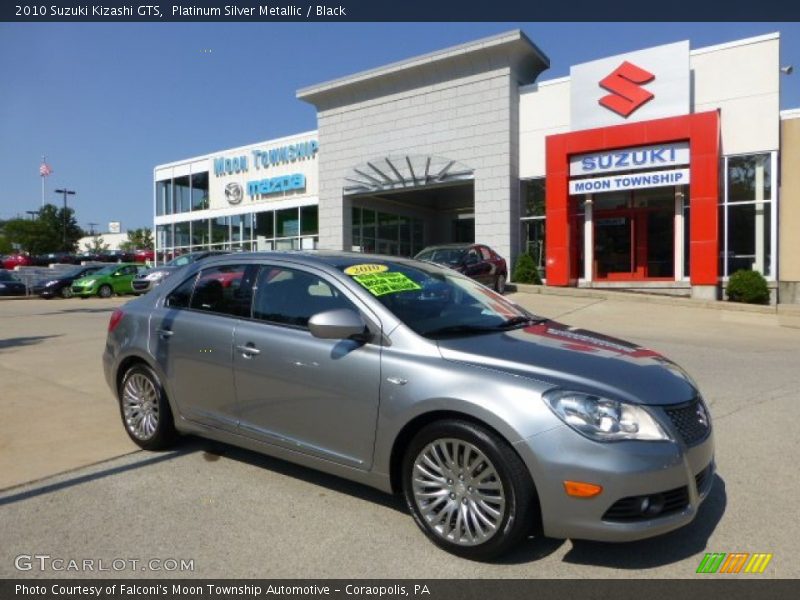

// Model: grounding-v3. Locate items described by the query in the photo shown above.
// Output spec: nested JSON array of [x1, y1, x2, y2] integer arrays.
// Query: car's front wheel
[[60, 286, 73, 299], [494, 273, 506, 294], [98, 284, 112, 298], [402, 420, 536, 560], [119, 364, 176, 450]]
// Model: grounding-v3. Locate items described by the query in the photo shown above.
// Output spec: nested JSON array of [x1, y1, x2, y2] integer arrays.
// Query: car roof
[[201, 250, 427, 271]]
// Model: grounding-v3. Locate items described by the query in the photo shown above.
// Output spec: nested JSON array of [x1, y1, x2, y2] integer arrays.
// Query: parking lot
[[0, 292, 798, 578]]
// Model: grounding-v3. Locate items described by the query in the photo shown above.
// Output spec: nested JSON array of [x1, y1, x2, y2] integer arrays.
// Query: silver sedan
[[103, 252, 714, 560]]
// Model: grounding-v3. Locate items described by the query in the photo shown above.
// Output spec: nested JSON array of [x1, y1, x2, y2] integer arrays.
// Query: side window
[[190, 264, 259, 317], [165, 274, 197, 309], [253, 266, 357, 328], [479, 246, 491, 260], [466, 248, 480, 263]]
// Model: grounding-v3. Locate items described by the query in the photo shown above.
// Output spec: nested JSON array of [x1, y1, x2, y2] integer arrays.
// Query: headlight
[[45, 280, 59, 287], [543, 389, 669, 442], [145, 271, 166, 281], [0, 283, 6, 289], [83, 280, 95, 286]]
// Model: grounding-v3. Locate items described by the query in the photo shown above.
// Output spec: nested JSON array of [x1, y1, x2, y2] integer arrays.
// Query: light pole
[[54, 188, 76, 251], [88, 222, 98, 236], [25, 210, 40, 220]]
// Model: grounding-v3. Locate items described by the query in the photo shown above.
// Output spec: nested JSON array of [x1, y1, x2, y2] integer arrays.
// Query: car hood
[[137, 267, 174, 278], [436, 320, 697, 406]]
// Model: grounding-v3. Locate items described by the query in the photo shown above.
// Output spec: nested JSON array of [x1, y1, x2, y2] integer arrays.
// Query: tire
[[60, 286, 73, 299], [494, 273, 506, 294], [98, 284, 112, 298], [118, 363, 177, 450], [402, 420, 536, 561]]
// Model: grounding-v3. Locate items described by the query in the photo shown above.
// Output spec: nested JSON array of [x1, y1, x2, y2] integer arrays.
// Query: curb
[[508, 283, 797, 317]]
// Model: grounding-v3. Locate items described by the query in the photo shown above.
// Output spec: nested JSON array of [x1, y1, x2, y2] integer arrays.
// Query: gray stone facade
[[298, 30, 548, 266]]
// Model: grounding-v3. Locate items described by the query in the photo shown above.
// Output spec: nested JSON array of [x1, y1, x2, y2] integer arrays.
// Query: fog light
[[564, 480, 603, 498], [639, 493, 665, 516]]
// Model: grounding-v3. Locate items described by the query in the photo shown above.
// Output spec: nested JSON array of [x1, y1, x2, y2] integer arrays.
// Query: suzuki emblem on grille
[[598, 61, 656, 117]]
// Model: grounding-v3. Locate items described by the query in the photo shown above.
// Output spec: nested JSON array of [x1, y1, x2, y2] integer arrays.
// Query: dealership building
[[154, 30, 799, 303]]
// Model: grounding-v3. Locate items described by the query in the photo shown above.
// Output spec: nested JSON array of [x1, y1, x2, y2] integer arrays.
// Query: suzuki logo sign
[[598, 61, 655, 117], [569, 41, 689, 130]]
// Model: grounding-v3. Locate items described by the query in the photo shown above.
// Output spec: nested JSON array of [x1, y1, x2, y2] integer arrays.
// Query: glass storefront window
[[300, 205, 318, 236], [254, 211, 274, 239], [191, 219, 209, 246], [156, 180, 172, 216], [351, 207, 362, 251], [174, 221, 190, 248], [211, 216, 229, 246], [277, 208, 299, 237], [521, 179, 545, 217], [174, 176, 191, 214], [191, 172, 209, 211], [231, 214, 252, 248], [728, 154, 771, 202], [721, 153, 775, 278], [522, 219, 546, 273]]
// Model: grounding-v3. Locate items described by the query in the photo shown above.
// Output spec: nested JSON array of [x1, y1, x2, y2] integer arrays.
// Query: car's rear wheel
[[119, 364, 176, 450], [60, 286, 73, 299], [98, 284, 112, 298], [494, 273, 506, 294], [402, 420, 536, 560]]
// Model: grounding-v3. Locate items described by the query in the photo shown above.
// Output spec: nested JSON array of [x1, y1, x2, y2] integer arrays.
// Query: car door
[[232, 263, 382, 470], [149, 263, 258, 431], [112, 265, 137, 293]]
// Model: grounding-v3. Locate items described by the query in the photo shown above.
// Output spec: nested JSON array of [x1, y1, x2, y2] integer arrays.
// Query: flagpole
[[41, 155, 45, 208]]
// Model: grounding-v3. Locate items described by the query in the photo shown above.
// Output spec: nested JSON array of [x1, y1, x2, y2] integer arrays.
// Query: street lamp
[[54, 188, 76, 251], [25, 210, 40, 220]]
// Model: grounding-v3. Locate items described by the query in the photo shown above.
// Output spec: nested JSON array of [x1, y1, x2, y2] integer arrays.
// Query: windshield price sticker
[[344, 264, 389, 276], [352, 272, 422, 297]]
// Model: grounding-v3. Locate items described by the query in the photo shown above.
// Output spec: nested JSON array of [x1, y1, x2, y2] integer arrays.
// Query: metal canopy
[[343, 155, 473, 196]]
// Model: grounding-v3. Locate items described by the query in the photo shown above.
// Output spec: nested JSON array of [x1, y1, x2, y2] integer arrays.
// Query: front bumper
[[514, 419, 715, 542], [131, 279, 153, 293]]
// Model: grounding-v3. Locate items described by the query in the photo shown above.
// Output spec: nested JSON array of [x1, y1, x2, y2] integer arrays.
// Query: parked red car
[[134, 249, 155, 263], [2, 254, 33, 269], [415, 243, 509, 293]]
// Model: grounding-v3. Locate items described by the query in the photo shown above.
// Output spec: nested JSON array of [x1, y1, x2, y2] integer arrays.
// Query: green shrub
[[512, 253, 542, 285], [726, 269, 770, 304]]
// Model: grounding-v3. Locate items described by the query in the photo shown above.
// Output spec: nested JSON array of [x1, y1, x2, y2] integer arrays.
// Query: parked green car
[[71, 263, 145, 298]]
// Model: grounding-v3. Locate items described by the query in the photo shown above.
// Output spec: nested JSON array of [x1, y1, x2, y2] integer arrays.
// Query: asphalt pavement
[[0, 292, 798, 578]]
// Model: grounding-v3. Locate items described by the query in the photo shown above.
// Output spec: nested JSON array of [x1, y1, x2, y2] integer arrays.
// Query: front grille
[[603, 485, 689, 522], [664, 398, 711, 447]]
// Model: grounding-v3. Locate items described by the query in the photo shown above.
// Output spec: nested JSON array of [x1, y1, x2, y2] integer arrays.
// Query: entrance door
[[593, 188, 675, 280]]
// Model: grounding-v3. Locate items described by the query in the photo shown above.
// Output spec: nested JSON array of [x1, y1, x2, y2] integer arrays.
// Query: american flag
[[39, 161, 52, 177]]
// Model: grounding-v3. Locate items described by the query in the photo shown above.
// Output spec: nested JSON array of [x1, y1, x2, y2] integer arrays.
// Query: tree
[[119, 228, 154, 251], [84, 235, 110, 254], [3, 203, 83, 253]]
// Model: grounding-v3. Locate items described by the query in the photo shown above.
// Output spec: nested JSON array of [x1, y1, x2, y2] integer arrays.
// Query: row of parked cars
[[1, 244, 509, 299], [1, 249, 155, 270]]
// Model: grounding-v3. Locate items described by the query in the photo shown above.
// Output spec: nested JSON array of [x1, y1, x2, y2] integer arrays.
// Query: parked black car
[[0, 270, 28, 296], [33, 252, 79, 266], [414, 243, 509, 293], [33, 265, 105, 298], [99, 250, 136, 263]]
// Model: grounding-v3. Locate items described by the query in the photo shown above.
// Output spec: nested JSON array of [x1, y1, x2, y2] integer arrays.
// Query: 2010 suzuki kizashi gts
[[103, 251, 714, 560]]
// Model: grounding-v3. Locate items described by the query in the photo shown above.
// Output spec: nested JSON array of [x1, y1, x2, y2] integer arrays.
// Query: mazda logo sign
[[225, 182, 243, 205]]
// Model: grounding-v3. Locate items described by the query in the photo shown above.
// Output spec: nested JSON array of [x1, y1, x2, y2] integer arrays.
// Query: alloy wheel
[[411, 438, 506, 546], [122, 372, 160, 440]]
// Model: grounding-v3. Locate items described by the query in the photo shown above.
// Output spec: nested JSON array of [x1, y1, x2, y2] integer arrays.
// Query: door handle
[[236, 344, 261, 357], [156, 328, 173, 338]]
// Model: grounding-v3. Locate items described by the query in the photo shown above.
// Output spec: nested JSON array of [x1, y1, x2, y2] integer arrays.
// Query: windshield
[[415, 247, 466, 266], [65, 266, 99, 278], [338, 260, 537, 338], [0, 271, 18, 281]]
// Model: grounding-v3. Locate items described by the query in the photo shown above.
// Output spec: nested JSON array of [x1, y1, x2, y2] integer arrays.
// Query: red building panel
[[545, 111, 720, 286]]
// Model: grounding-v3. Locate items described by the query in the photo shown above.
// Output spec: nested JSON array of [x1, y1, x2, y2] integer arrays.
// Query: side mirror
[[308, 309, 371, 341]]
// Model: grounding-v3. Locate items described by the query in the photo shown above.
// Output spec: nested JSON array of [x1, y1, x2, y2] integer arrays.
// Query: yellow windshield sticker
[[344, 263, 389, 276], [352, 272, 422, 297]]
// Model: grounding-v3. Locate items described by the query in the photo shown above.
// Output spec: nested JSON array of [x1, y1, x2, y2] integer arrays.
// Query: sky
[[1, 22, 799, 232]]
